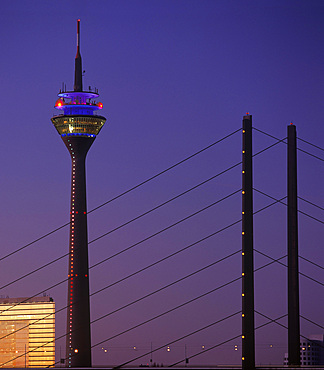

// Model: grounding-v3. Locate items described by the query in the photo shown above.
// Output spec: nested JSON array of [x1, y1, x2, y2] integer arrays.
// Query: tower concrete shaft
[[64, 136, 94, 367]]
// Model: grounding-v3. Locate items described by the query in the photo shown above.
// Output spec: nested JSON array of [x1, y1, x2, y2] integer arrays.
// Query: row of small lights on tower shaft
[[68, 139, 76, 365], [66, 139, 89, 362], [66, 138, 91, 366]]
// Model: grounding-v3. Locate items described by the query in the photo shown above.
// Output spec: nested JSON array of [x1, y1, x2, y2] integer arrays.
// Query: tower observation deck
[[51, 19, 106, 367]]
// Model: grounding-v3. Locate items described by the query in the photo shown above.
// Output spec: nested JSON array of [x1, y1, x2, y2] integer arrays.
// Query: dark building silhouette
[[51, 20, 106, 367]]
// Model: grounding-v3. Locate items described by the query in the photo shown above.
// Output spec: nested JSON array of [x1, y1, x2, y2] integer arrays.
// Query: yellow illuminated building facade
[[0, 297, 55, 368]]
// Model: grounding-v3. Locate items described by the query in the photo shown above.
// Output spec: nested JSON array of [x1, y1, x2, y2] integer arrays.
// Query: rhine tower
[[51, 20, 106, 367]]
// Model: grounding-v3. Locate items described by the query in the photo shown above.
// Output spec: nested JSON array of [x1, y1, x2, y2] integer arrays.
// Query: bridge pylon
[[241, 114, 255, 370]]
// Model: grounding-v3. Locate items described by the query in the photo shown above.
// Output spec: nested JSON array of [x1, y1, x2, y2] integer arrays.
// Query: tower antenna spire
[[77, 19, 80, 52], [74, 19, 83, 92]]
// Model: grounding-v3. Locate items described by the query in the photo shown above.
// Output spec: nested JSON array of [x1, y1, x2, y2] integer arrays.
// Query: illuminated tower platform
[[51, 20, 106, 367]]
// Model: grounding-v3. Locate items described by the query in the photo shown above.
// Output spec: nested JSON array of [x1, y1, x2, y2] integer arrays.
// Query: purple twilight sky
[[0, 0, 323, 366]]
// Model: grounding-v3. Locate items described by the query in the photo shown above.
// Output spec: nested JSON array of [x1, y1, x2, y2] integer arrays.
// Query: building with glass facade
[[284, 335, 324, 366], [0, 296, 55, 368]]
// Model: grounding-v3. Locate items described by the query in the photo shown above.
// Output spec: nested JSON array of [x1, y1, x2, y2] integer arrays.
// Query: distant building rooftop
[[0, 296, 53, 304]]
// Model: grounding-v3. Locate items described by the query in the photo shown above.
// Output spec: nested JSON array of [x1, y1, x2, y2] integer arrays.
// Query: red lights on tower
[[55, 98, 64, 108]]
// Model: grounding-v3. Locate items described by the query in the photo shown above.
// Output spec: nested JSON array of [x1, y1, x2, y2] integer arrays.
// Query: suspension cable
[[0, 220, 242, 345], [253, 137, 287, 156], [1, 190, 285, 323], [90, 191, 241, 271], [169, 313, 288, 367], [89, 175, 241, 246], [297, 136, 324, 152], [254, 188, 324, 225], [0, 189, 241, 295], [255, 249, 324, 287], [2, 250, 287, 367], [2, 139, 287, 294], [298, 196, 324, 212], [0, 127, 322, 367], [299, 255, 324, 271], [0, 139, 296, 358], [91, 250, 241, 326], [253, 127, 287, 143], [0, 128, 241, 263], [116, 311, 242, 369], [256, 311, 324, 349], [297, 147, 324, 162], [0, 184, 241, 292], [300, 315, 324, 330], [0, 130, 283, 264], [80, 256, 289, 367], [0, 198, 243, 341]]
